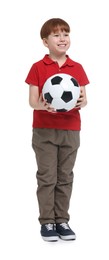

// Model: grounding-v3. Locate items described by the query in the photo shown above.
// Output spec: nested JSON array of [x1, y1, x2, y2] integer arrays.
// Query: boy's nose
[[59, 35, 65, 41]]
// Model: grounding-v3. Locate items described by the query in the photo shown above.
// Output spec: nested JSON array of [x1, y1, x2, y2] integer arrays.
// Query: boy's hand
[[29, 86, 56, 112], [75, 86, 87, 108], [38, 93, 55, 112]]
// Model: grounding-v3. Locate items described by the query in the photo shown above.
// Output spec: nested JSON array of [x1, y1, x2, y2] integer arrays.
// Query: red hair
[[40, 18, 70, 39]]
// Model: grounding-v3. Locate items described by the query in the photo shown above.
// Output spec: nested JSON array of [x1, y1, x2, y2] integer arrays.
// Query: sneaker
[[41, 224, 59, 242], [56, 223, 76, 240]]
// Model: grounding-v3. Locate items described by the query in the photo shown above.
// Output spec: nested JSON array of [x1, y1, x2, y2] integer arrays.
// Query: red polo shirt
[[25, 55, 89, 130]]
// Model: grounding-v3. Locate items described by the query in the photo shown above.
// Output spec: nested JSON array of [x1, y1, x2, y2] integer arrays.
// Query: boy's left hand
[[75, 86, 87, 108]]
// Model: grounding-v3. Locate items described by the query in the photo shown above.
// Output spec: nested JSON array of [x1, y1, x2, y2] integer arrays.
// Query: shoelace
[[60, 223, 70, 230], [45, 224, 54, 231]]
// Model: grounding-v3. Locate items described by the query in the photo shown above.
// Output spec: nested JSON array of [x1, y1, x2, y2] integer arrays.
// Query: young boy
[[25, 18, 89, 242]]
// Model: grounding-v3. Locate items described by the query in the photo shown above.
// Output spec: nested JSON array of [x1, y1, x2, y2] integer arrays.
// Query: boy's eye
[[53, 33, 69, 37]]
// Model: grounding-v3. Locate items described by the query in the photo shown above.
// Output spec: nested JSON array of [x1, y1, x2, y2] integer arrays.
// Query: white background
[[0, 0, 109, 259]]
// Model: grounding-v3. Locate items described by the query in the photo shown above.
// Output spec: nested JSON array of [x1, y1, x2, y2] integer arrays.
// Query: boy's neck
[[49, 54, 67, 67]]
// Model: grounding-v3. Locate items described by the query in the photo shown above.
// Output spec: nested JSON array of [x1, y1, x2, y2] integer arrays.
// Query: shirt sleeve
[[79, 65, 90, 86], [25, 63, 39, 86]]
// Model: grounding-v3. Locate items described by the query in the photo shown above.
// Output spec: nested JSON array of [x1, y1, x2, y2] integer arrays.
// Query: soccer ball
[[42, 73, 80, 112]]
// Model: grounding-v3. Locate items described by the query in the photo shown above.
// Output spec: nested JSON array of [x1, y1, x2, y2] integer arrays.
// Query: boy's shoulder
[[32, 55, 53, 67], [68, 56, 84, 68], [32, 58, 44, 67]]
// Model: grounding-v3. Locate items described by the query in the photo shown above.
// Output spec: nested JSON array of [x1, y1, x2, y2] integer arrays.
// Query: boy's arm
[[76, 86, 87, 108], [29, 85, 55, 112]]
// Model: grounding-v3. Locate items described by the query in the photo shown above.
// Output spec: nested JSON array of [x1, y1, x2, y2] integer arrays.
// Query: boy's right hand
[[29, 85, 56, 112], [38, 93, 55, 112]]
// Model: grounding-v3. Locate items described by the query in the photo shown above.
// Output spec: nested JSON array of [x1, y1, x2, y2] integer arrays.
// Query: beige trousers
[[32, 128, 80, 224]]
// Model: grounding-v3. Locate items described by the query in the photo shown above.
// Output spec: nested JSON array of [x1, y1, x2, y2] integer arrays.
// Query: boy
[[25, 18, 89, 242]]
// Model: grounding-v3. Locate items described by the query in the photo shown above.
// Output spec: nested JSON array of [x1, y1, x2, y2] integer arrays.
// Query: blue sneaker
[[41, 224, 59, 242], [56, 223, 76, 240]]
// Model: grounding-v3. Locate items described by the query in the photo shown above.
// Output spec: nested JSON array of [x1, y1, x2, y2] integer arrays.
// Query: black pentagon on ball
[[51, 76, 63, 85], [61, 91, 73, 103], [44, 93, 53, 104], [71, 77, 79, 87], [56, 108, 68, 112]]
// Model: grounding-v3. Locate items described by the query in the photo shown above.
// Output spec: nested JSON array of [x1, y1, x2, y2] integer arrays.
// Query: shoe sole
[[42, 236, 59, 242], [58, 234, 76, 240]]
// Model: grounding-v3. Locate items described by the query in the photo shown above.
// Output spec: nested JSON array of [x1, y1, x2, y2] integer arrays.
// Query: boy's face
[[43, 29, 70, 55]]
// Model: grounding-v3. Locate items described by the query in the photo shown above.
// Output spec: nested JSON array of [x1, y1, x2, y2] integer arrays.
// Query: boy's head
[[40, 18, 70, 39]]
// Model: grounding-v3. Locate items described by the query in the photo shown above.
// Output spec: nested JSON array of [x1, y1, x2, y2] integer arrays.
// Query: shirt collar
[[43, 54, 75, 67]]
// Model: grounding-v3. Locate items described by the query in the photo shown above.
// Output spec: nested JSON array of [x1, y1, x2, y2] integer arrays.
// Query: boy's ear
[[42, 38, 48, 47]]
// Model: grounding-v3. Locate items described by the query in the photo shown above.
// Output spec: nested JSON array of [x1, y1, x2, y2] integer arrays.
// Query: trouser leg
[[32, 128, 58, 224], [55, 130, 80, 223]]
